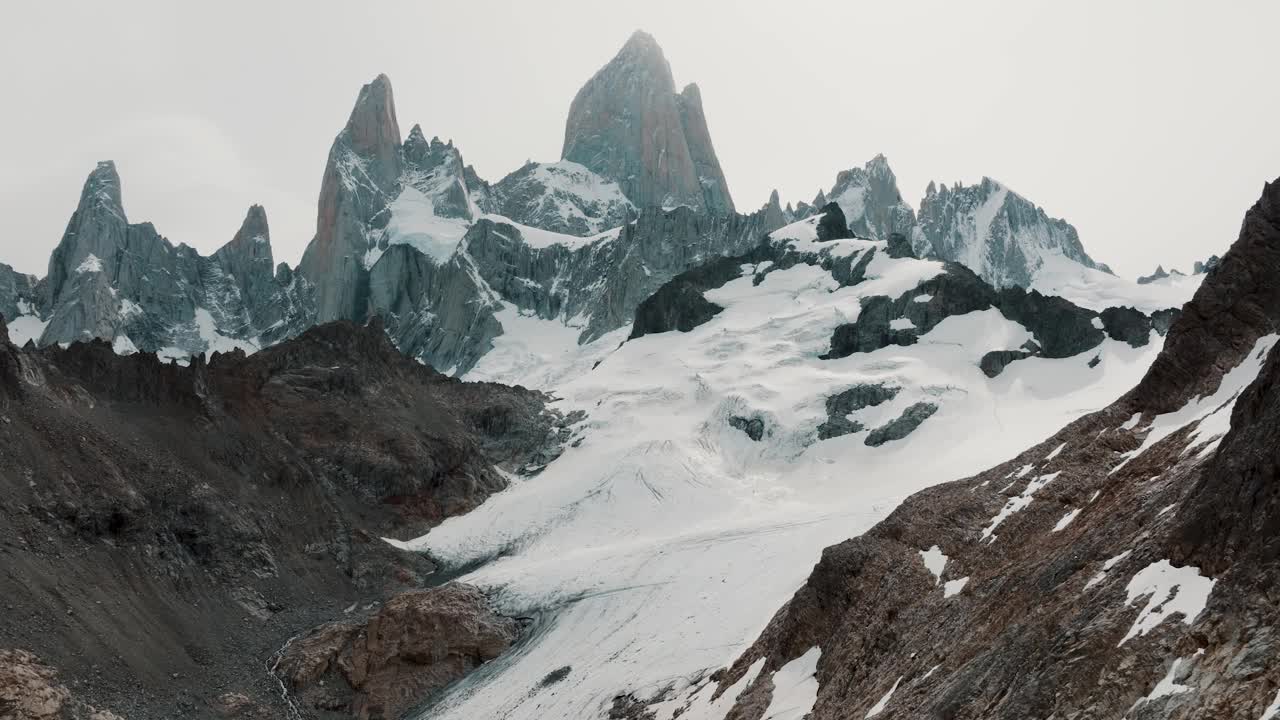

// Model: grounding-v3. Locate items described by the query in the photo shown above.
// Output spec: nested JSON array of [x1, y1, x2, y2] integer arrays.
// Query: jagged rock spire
[[562, 31, 734, 214], [46, 161, 129, 306]]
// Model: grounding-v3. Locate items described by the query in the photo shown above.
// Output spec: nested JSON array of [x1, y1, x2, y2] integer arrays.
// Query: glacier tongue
[[401, 225, 1166, 720]]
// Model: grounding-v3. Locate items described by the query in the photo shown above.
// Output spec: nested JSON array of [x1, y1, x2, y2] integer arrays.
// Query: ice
[[943, 577, 969, 599], [6, 315, 48, 346], [1119, 413, 1143, 431], [382, 186, 471, 264], [1119, 560, 1216, 645], [919, 546, 947, 585], [761, 647, 821, 720], [1045, 442, 1067, 460], [864, 676, 902, 718], [75, 253, 103, 274], [1263, 688, 1280, 720]]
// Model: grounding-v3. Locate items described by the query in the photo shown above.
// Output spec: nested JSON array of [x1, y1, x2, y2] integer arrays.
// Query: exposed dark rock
[[729, 416, 765, 441], [817, 385, 900, 440], [275, 583, 518, 720], [1193, 255, 1222, 275], [0, 319, 570, 719], [815, 203, 852, 242], [885, 231, 915, 259], [979, 348, 1035, 378], [995, 286, 1105, 357], [864, 402, 938, 446]]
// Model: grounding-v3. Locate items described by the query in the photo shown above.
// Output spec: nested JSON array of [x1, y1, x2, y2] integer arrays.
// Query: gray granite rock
[[481, 160, 634, 236], [562, 31, 734, 214]]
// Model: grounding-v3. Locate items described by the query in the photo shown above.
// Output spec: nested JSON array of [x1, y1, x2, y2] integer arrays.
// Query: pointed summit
[[299, 74, 406, 323], [46, 161, 130, 305], [562, 31, 734, 214]]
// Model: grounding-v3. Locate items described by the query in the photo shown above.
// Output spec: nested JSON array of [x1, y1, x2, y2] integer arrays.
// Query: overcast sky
[[2, 1, 1277, 279]]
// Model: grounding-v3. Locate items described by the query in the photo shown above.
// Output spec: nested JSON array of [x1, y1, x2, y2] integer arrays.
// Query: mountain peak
[[562, 31, 732, 213], [345, 73, 401, 159], [79, 160, 124, 216]]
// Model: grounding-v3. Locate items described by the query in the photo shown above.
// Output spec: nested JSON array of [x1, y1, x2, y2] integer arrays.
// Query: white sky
[[1, 1, 1277, 279]]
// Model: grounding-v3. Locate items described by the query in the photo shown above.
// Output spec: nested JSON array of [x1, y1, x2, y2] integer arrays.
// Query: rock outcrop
[[276, 583, 518, 720], [479, 160, 634, 236], [561, 31, 734, 214], [0, 318, 572, 718]]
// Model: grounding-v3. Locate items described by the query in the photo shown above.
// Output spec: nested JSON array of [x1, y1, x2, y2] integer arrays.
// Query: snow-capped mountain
[[22, 160, 309, 359], [387, 205, 1178, 719], [665, 175, 1280, 720], [826, 154, 917, 241], [477, 160, 635, 237]]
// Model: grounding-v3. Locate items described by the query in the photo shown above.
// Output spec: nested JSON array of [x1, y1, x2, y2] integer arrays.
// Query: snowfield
[[392, 221, 1168, 720]]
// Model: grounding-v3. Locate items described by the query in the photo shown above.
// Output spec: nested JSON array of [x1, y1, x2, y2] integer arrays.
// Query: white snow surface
[[1031, 253, 1202, 314], [403, 245, 1168, 720], [1120, 560, 1216, 645], [1133, 650, 1202, 707], [943, 577, 970, 599], [75, 253, 103, 274], [761, 647, 821, 720], [1263, 688, 1280, 720], [7, 314, 48, 347], [485, 214, 622, 250], [920, 545, 947, 585], [1051, 508, 1080, 532], [381, 186, 472, 265]]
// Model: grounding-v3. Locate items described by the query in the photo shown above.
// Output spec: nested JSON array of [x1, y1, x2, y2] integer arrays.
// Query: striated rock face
[[298, 75, 404, 324], [914, 176, 1111, 288], [277, 583, 518, 720], [0, 319, 572, 719], [688, 177, 1280, 720], [33, 162, 310, 356], [826, 154, 916, 240], [480, 160, 634, 236], [562, 31, 733, 214]]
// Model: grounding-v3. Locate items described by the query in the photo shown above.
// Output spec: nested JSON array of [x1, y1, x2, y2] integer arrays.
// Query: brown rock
[[277, 583, 518, 720]]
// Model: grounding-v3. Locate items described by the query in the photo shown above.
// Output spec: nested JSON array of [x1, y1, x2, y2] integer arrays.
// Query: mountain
[[478, 159, 635, 236], [914, 176, 1110, 287], [396, 205, 1182, 719], [29, 160, 310, 359], [562, 30, 734, 214], [0, 315, 574, 718], [652, 178, 1280, 720], [825, 154, 917, 241]]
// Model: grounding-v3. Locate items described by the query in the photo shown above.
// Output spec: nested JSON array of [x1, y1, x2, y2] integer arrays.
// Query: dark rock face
[[822, 261, 1154, 372], [690, 176, 1280, 720], [628, 248, 761, 339], [0, 320, 570, 719], [864, 402, 938, 447], [561, 31, 734, 214], [815, 203, 852, 242], [979, 347, 1036, 378], [276, 583, 518, 720], [884, 232, 915, 259], [0, 262, 38, 323], [729, 416, 766, 442], [1194, 255, 1222, 275], [817, 384, 900, 440]]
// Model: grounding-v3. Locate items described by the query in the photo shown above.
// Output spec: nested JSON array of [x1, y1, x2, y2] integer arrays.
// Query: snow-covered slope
[[394, 216, 1168, 720], [479, 160, 635, 237], [1031, 253, 1202, 313]]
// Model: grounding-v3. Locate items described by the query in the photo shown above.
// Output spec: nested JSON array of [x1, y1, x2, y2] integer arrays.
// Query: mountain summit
[[562, 30, 734, 214]]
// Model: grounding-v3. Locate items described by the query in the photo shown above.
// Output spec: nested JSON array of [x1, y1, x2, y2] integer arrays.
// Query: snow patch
[[865, 676, 903, 718], [75, 254, 103, 274], [762, 647, 821, 720], [382, 186, 471, 264], [982, 472, 1061, 541], [1052, 508, 1080, 532], [1120, 560, 1216, 645], [919, 546, 947, 585], [1045, 441, 1067, 460], [943, 577, 969, 598]]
